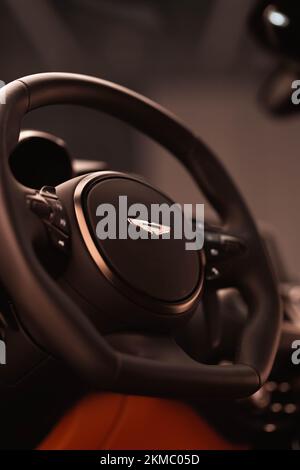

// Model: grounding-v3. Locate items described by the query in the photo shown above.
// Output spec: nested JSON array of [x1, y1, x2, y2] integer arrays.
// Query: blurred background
[[1, 0, 299, 279]]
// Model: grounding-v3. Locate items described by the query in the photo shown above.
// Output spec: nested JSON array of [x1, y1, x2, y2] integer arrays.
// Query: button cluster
[[26, 186, 70, 252], [204, 230, 246, 281], [205, 231, 246, 261]]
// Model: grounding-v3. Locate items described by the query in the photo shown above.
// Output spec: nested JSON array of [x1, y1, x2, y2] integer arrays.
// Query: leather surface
[[38, 393, 245, 450]]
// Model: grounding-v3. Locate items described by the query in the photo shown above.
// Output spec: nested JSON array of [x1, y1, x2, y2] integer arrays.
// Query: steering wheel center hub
[[78, 174, 202, 307]]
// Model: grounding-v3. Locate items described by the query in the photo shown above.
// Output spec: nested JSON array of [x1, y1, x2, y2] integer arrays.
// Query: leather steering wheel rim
[[0, 73, 281, 398]]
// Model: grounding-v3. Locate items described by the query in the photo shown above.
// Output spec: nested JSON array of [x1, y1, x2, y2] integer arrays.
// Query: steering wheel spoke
[[106, 332, 259, 398]]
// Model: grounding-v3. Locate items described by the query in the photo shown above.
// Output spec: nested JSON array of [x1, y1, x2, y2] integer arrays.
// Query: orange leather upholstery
[[38, 393, 245, 450]]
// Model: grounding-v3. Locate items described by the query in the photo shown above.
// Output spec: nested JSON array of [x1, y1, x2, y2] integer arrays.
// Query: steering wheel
[[0, 73, 281, 399]]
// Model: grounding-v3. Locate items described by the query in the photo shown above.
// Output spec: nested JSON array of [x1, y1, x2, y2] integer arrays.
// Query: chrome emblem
[[127, 218, 171, 236]]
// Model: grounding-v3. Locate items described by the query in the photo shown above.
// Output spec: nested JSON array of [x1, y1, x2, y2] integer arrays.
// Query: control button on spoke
[[27, 196, 53, 220], [206, 266, 220, 280], [48, 199, 69, 234], [210, 248, 219, 257], [47, 227, 69, 253]]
